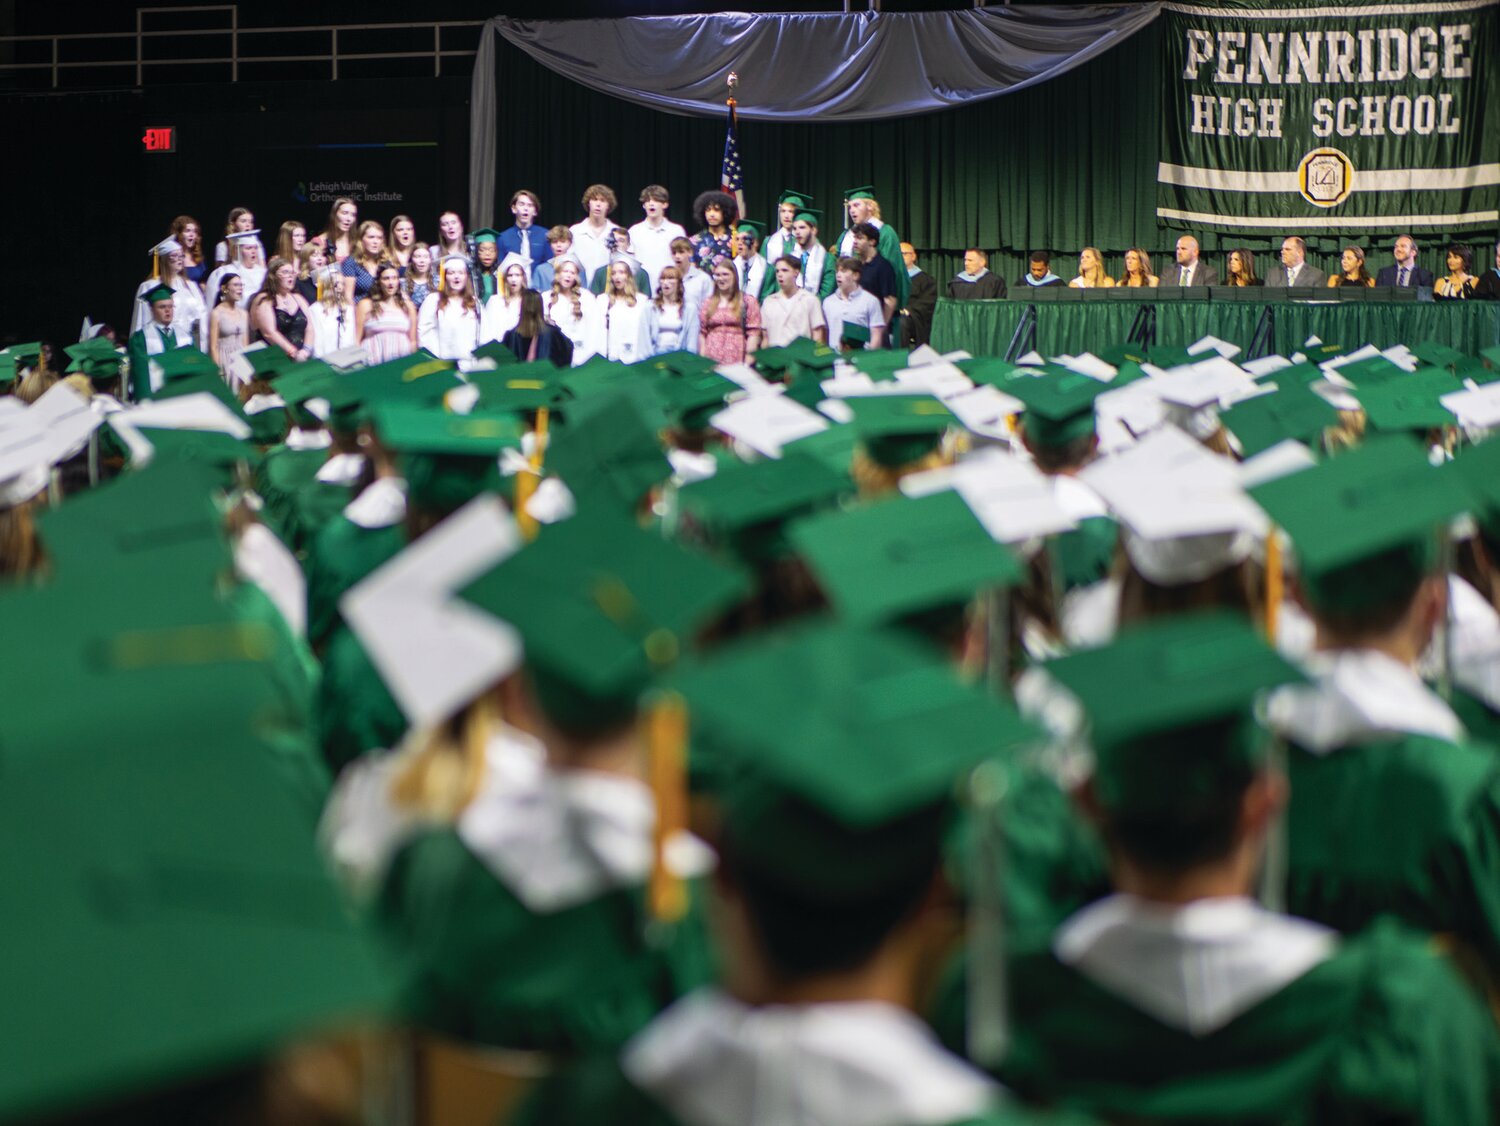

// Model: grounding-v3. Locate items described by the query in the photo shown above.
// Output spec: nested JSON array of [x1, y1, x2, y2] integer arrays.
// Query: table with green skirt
[[930, 297, 1500, 360]]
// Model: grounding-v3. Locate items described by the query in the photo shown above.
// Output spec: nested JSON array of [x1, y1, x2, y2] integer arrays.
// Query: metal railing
[[0, 6, 486, 89]]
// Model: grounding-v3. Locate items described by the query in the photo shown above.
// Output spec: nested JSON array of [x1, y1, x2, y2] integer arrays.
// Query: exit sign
[[142, 126, 176, 153]]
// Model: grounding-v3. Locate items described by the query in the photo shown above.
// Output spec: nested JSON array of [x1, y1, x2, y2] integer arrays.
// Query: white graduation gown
[[417, 294, 486, 360]]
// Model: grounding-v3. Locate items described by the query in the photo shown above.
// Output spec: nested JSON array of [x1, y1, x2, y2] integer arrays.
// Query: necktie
[[1179, 266, 1189, 285], [1288, 266, 1296, 284], [742, 262, 749, 290], [1399, 266, 1409, 287], [520, 230, 531, 266]]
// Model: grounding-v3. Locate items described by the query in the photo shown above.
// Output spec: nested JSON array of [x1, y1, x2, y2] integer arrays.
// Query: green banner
[[1158, 0, 1500, 234]]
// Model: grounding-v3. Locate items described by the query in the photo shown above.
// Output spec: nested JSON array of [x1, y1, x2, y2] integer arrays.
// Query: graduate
[[513, 622, 1066, 1126], [472, 227, 503, 304], [586, 227, 651, 296], [418, 255, 488, 360], [129, 237, 207, 344], [597, 253, 653, 364], [125, 282, 195, 401], [1248, 437, 1500, 969], [761, 188, 812, 266], [760, 205, 835, 301], [205, 229, 266, 312], [832, 186, 909, 315], [729, 220, 768, 303], [483, 252, 531, 344], [981, 613, 1500, 1123], [336, 504, 747, 1054]]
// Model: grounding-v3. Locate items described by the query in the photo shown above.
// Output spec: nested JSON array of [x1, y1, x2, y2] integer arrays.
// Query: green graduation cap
[[373, 402, 521, 513], [267, 361, 339, 407], [1006, 370, 1109, 447], [843, 185, 877, 202], [655, 370, 739, 430], [1249, 436, 1474, 615], [242, 347, 298, 379], [841, 322, 871, 348], [470, 340, 521, 366], [150, 347, 220, 385], [1332, 355, 1407, 387], [135, 425, 259, 472], [546, 385, 672, 515], [467, 364, 572, 415], [789, 490, 1022, 627], [955, 357, 1028, 389], [471, 227, 501, 244], [777, 189, 813, 209], [643, 350, 720, 378], [1097, 343, 1149, 368], [1480, 346, 1500, 371], [63, 339, 123, 380], [673, 619, 1038, 901], [459, 512, 748, 728], [1409, 339, 1467, 371], [1220, 384, 1337, 457], [142, 282, 176, 305], [677, 450, 850, 561], [1354, 368, 1461, 434], [1146, 345, 1196, 369], [1450, 435, 1500, 543], [845, 349, 912, 380], [0, 727, 389, 1121], [1040, 612, 1304, 818], [792, 206, 823, 228], [1, 341, 42, 384], [734, 220, 763, 244], [756, 337, 840, 377], [345, 352, 462, 407], [1254, 360, 1324, 389], [843, 393, 957, 468]]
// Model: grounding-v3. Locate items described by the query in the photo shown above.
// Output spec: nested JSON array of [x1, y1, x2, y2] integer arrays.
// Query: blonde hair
[[14, 365, 57, 405], [606, 261, 639, 308], [851, 445, 948, 500], [388, 696, 500, 820], [1078, 247, 1109, 287], [550, 261, 584, 322], [0, 496, 47, 580], [704, 264, 743, 322], [352, 221, 388, 273]]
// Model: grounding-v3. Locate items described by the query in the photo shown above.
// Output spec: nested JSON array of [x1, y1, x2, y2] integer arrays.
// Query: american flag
[[721, 110, 746, 220]]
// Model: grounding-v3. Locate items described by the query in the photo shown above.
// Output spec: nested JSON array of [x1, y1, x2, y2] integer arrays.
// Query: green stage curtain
[[932, 298, 1500, 360], [485, 28, 1487, 287]]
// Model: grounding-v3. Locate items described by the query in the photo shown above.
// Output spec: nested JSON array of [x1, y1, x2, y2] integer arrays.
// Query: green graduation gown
[[255, 442, 356, 559], [373, 771, 716, 1056], [302, 480, 406, 651], [995, 912, 1500, 1124]]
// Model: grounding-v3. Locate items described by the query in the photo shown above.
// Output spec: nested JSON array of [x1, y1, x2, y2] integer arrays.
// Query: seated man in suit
[[1374, 234, 1435, 290], [947, 248, 1006, 301], [1266, 236, 1328, 287], [1160, 234, 1219, 287]]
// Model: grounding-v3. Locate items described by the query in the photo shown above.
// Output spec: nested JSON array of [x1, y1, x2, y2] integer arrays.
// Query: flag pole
[[725, 71, 741, 258]]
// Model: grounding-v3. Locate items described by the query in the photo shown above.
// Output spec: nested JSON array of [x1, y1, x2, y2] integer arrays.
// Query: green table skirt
[[931, 298, 1500, 359]]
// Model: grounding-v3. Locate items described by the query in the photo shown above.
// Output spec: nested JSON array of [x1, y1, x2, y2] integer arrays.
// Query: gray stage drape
[[469, 6, 1162, 225]]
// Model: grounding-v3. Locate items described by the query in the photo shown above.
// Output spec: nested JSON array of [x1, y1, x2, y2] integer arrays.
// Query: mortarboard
[[789, 490, 1022, 627], [1220, 383, 1338, 458], [1353, 368, 1460, 434], [843, 186, 877, 202], [1039, 612, 1303, 817], [777, 190, 813, 209], [373, 402, 520, 512], [842, 393, 956, 468], [471, 228, 500, 244], [677, 450, 849, 561], [142, 283, 176, 305], [1006, 369, 1108, 447]]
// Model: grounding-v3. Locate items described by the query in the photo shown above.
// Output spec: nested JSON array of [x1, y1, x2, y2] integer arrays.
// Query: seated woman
[[500, 289, 573, 367], [1327, 245, 1375, 287], [1225, 248, 1261, 286], [1435, 243, 1478, 300], [1068, 247, 1115, 288], [1116, 248, 1157, 288]]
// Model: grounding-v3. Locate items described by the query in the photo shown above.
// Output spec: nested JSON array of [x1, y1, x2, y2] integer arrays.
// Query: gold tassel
[[152, 251, 160, 281], [1264, 527, 1283, 644], [644, 690, 690, 925], [514, 407, 551, 542], [316, 275, 324, 304]]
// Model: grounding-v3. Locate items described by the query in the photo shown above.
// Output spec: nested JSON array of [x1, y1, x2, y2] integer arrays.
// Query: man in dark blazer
[[900, 242, 939, 347], [1374, 234, 1435, 290], [1265, 237, 1328, 287], [1160, 235, 1220, 287]]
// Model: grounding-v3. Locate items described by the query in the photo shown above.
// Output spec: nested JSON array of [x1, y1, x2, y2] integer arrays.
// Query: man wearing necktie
[[732, 221, 767, 304], [125, 282, 194, 401], [1161, 235, 1219, 287], [1266, 236, 1327, 288], [1375, 234, 1434, 290], [497, 189, 543, 287]]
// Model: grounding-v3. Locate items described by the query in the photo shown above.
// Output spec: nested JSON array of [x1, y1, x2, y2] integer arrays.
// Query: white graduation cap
[[341, 495, 524, 728], [1380, 344, 1421, 372], [0, 384, 104, 507], [905, 344, 945, 366], [225, 229, 262, 241], [438, 253, 472, 274], [1150, 357, 1254, 440], [713, 362, 773, 395], [120, 391, 253, 439], [1441, 383, 1500, 433], [1238, 439, 1318, 489], [1017, 350, 1045, 366], [29, 381, 104, 464], [242, 392, 285, 416], [820, 372, 877, 398], [941, 349, 973, 362], [942, 384, 1024, 442], [893, 361, 974, 399], [1241, 354, 1294, 378], [496, 251, 529, 277], [817, 399, 854, 424], [1052, 352, 1118, 381], [1320, 343, 1383, 373], [321, 345, 369, 371], [1081, 429, 1264, 584], [1310, 379, 1360, 412], [1187, 334, 1242, 360], [904, 448, 1075, 546], [709, 392, 828, 458]]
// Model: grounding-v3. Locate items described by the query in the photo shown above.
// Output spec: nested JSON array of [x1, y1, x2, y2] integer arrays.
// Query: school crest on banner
[[1157, 0, 1500, 233]]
